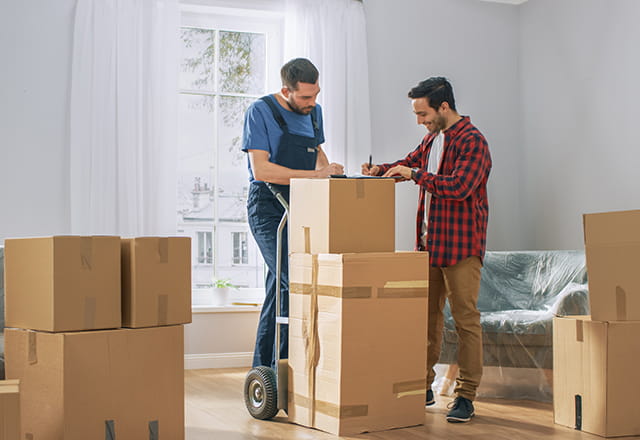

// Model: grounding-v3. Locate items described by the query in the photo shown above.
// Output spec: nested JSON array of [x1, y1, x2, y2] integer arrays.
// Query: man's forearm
[[316, 146, 330, 169]]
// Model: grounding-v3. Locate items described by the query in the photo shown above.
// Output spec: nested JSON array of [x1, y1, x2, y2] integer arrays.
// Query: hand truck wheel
[[244, 366, 279, 420]]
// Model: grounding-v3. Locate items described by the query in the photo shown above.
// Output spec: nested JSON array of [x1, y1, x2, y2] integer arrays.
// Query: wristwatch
[[411, 168, 419, 180]]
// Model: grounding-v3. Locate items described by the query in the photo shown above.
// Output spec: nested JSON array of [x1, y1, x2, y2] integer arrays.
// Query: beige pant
[[427, 256, 483, 401]]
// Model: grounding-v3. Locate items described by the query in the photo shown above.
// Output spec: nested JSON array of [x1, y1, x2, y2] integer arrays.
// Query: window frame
[[178, 2, 283, 293]]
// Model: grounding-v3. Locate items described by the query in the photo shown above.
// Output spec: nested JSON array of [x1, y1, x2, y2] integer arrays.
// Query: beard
[[427, 114, 447, 133], [287, 97, 314, 115]]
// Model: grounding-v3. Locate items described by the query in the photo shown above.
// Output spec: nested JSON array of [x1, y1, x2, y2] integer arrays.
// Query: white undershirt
[[421, 132, 445, 248]]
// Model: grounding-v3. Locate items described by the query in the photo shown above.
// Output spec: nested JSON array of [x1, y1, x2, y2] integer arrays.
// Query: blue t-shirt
[[242, 95, 325, 181]]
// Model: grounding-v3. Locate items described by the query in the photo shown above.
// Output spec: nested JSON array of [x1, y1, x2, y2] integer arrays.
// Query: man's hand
[[317, 162, 344, 177], [382, 165, 411, 181], [361, 163, 380, 176]]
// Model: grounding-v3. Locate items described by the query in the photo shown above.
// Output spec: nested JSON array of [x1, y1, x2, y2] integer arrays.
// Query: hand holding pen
[[361, 154, 380, 176]]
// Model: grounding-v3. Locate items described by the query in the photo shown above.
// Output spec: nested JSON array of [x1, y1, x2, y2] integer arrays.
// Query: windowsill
[[192, 304, 262, 313]]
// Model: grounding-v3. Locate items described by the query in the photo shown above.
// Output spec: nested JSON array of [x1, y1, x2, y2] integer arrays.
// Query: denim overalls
[[247, 95, 320, 367]]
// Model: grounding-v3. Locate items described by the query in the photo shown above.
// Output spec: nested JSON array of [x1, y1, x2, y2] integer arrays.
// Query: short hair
[[408, 77, 457, 111], [280, 58, 319, 91]]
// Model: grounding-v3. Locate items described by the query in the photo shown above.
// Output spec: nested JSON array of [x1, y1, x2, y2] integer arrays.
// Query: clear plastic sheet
[[436, 250, 589, 402]]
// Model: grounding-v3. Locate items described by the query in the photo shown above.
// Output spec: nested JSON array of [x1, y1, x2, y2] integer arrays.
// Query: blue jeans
[[247, 182, 289, 368]]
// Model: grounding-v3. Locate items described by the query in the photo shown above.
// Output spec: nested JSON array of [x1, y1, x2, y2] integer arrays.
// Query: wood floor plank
[[185, 368, 640, 440]]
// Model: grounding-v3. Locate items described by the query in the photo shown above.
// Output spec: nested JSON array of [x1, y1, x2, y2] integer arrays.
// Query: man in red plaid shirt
[[362, 77, 491, 423]]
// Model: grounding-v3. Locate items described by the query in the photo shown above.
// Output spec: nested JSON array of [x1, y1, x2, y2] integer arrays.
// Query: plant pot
[[211, 287, 231, 306]]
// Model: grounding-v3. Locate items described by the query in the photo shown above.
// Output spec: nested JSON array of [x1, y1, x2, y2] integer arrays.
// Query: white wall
[[520, 0, 640, 249], [0, 1, 76, 243], [364, 0, 523, 251], [5, 0, 637, 252]]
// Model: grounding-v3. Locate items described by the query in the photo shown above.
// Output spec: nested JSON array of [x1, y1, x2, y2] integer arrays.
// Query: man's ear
[[440, 101, 450, 113], [281, 86, 291, 98]]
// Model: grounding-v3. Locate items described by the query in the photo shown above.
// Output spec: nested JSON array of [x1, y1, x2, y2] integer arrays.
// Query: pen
[[368, 154, 372, 169]]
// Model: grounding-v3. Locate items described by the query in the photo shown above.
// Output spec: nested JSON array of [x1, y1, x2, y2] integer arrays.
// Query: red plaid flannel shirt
[[378, 116, 491, 267]]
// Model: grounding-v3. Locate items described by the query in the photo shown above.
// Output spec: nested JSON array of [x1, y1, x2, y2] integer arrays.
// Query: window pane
[[217, 95, 253, 223], [241, 232, 248, 265], [177, 94, 215, 216], [180, 28, 216, 91], [219, 31, 266, 94]]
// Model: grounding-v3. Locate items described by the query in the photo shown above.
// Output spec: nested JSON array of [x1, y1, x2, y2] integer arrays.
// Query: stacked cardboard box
[[0, 380, 20, 440], [287, 178, 429, 436], [3, 236, 191, 440], [554, 210, 640, 437]]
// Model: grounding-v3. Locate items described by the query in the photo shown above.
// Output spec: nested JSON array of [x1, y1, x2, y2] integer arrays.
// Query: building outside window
[[232, 231, 249, 265], [176, 5, 282, 293]]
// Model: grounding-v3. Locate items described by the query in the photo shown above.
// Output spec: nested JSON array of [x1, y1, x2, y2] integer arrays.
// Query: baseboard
[[184, 352, 253, 370]]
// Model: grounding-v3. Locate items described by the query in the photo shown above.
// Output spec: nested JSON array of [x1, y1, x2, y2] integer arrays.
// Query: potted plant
[[211, 278, 238, 306]]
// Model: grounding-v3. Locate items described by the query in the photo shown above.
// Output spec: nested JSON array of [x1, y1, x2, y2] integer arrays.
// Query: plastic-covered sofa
[[436, 250, 589, 400]]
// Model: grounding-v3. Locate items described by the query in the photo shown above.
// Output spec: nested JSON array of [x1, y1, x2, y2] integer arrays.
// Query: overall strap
[[260, 96, 288, 131], [310, 106, 319, 135]]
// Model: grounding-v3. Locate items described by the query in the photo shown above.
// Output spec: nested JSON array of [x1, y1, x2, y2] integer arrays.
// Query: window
[[232, 231, 249, 265], [176, 5, 282, 292], [197, 231, 213, 264]]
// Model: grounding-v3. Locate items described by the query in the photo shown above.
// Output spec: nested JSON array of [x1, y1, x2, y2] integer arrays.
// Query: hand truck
[[243, 183, 290, 420]]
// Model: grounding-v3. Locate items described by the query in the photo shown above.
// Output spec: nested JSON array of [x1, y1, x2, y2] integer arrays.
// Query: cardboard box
[[553, 316, 640, 437], [288, 252, 429, 436], [4, 236, 121, 332], [0, 380, 20, 440], [5, 325, 184, 440], [121, 237, 192, 328], [289, 178, 395, 254], [583, 210, 640, 321]]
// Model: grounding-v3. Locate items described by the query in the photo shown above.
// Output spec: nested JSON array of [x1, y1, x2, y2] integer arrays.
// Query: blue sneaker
[[425, 389, 435, 407], [446, 396, 475, 423]]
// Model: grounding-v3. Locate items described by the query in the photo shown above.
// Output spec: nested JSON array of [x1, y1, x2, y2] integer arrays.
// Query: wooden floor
[[185, 368, 637, 440]]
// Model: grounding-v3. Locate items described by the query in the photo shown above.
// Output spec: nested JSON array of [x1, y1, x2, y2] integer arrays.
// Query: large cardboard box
[[583, 210, 640, 321], [288, 252, 429, 436], [5, 326, 184, 440], [121, 237, 192, 328], [4, 236, 121, 332], [553, 316, 640, 437], [289, 178, 395, 254], [0, 380, 20, 440]]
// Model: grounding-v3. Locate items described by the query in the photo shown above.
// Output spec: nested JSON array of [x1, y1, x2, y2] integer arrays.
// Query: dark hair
[[408, 77, 456, 112], [280, 58, 319, 91]]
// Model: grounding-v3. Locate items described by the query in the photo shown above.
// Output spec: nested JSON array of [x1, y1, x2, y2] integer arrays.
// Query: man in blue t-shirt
[[242, 58, 343, 368]]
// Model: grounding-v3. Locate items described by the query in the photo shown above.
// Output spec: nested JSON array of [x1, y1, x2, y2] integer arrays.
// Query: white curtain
[[284, 0, 371, 174], [70, 0, 179, 236]]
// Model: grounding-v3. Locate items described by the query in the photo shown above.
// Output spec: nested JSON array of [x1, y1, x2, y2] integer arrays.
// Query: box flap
[[583, 210, 640, 246]]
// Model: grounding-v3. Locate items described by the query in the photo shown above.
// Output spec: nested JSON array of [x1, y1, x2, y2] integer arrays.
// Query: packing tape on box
[[158, 294, 169, 325], [105, 420, 116, 440], [355, 179, 366, 199], [305, 254, 321, 426], [303, 227, 311, 254], [85, 296, 97, 329], [25, 435, 34, 440], [378, 280, 428, 298], [290, 392, 368, 419], [392, 378, 427, 398], [149, 420, 159, 440], [158, 237, 169, 263], [290, 281, 427, 299], [80, 236, 93, 270], [28, 331, 37, 365], [290, 283, 372, 299], [616, 286, 627, 320], [575, 319, 583, 342]]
